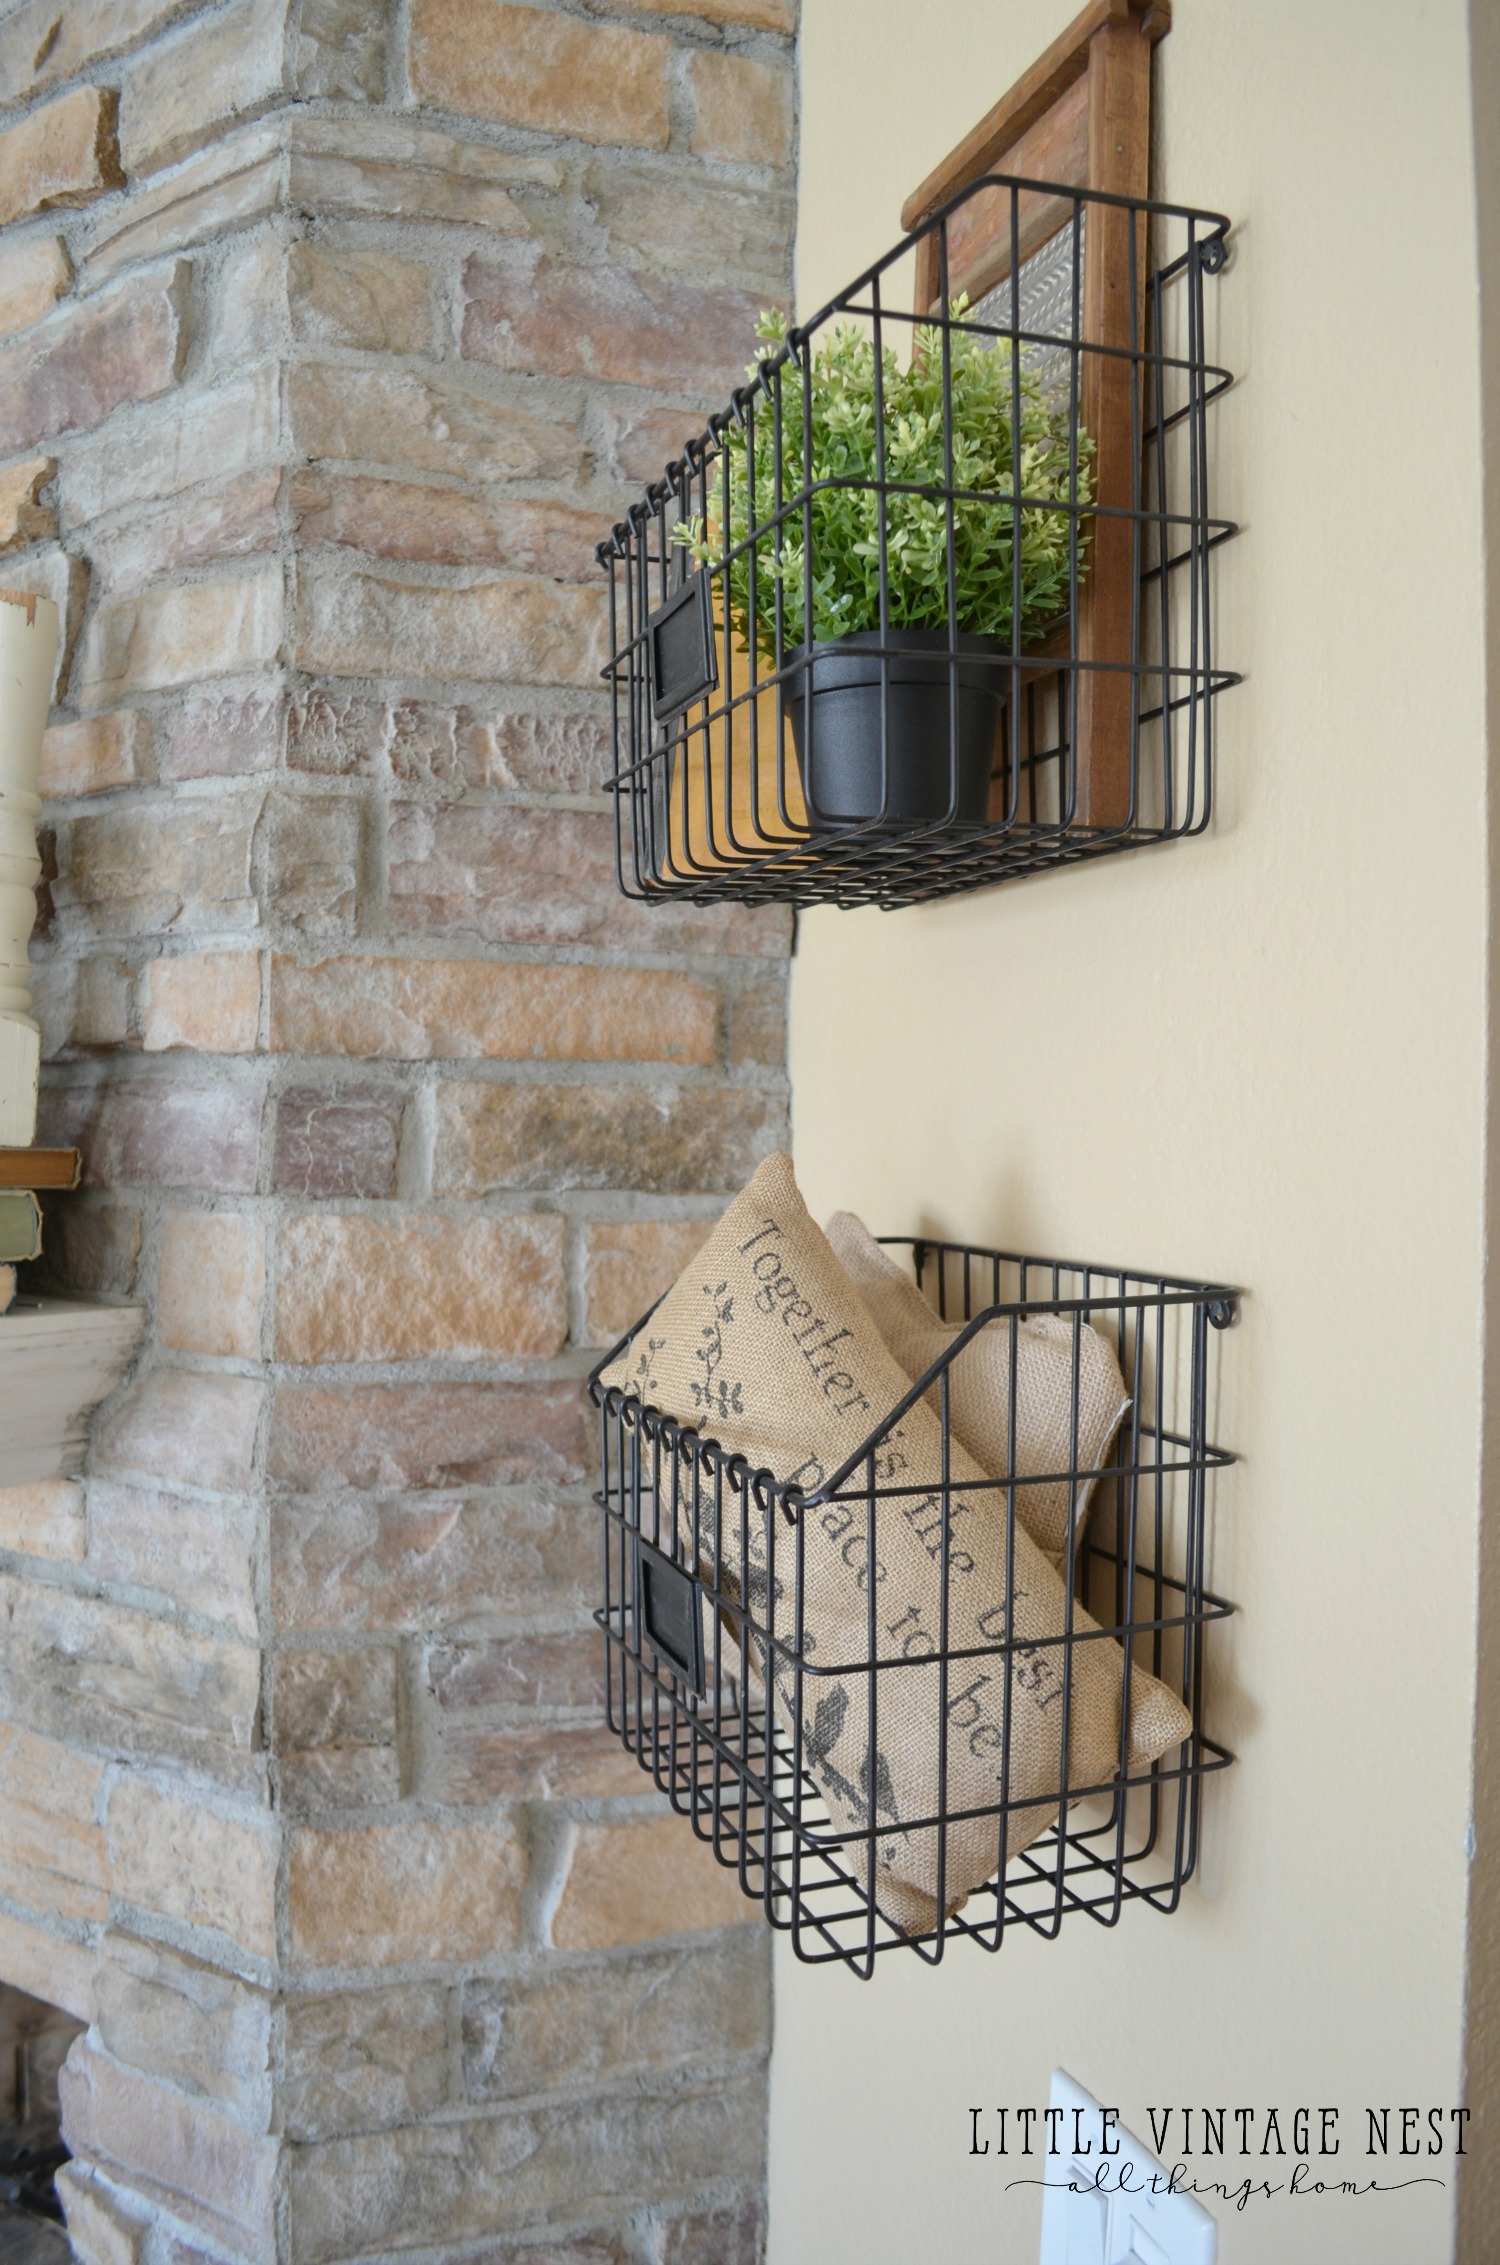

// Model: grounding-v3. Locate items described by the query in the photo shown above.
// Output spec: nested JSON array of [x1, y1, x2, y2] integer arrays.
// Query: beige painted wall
[[774, 3, 1487, 2260]]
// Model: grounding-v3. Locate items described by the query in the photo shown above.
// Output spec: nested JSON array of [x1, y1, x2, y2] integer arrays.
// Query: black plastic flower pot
[[781, 630, 1004, 830]]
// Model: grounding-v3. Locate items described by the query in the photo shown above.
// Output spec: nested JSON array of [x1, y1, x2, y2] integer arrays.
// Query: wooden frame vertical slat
[[1073, 11, 1152, 826], [902, 0, 1168, 832]]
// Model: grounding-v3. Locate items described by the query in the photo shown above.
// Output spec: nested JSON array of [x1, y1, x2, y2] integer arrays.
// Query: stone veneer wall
[[0, 2, 795, 2258]]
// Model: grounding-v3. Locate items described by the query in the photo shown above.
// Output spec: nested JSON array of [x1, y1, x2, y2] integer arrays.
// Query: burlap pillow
[[825, 1211, 1130, 1569], [597, 1152, 1191, 1936]]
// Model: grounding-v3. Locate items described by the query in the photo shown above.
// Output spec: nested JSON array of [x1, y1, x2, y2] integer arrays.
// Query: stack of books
[[0, 1146, 145, 1485], [0, 1145, 79, 1312]]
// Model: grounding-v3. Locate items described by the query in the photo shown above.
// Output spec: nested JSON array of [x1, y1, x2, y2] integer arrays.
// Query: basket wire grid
[[590, 1237, 1237, 1977], [597, 172, 1238, 911]]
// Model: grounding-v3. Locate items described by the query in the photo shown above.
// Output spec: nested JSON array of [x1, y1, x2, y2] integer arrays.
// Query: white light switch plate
[[1039, 2071, 1217, 2265]]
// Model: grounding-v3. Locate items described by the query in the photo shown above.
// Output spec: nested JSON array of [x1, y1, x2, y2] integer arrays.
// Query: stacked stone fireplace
[[0, 1, 796, 2257]]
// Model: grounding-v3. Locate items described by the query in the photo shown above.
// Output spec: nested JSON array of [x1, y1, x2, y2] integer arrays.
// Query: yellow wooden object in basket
[[663, 608, 809, 875]]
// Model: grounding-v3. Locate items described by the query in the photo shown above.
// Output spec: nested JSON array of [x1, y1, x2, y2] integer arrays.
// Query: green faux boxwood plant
[[680, 303, 1092, 662], [677, 305, 1093, 828]]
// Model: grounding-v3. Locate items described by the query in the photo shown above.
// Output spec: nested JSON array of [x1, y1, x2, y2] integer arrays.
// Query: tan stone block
[[0, 1477, 85, 1560], [0, 1722, 108, 1924], [426, 1626, 600, 1715], [462, 246, 759, 394], [0, 456, 56, 552], [727, 974, 787, 1067], [269, 954, 718, 1067], [584, 156, 793, 301], [161, 689, 281, 783], [287, 109, 561, 178], [27, 1195, 142, 1295], [288, 2075, 764, 2258], [119, 0, 288, 175], [294, 0, 388, 97], [54, 796, 259, 938], [39, 711, 149, 798], [268, 1378, 589, 1491], [87, 471, 282, 597], [0, 234, 71, 339], [0, 1806, 107, 1923], [270, 1488, 596, 1632], [661, 2203, 765, 2265], [279, 1745, 400, 1806], [55, 969, 136, 1054], [94, 1930, 273, 2128], [59, 2039, 278, 2261], [74, 568, 283, 712], [142, 953, 262, 1055], [105, 1776, 277, 1960], [0, 1908, 95, 2020], [552, 1816, 754, 1950], [274, 1649, 398, 1806], [62, 365, 278, 525], [460, 1927, 768, 2103], [275, 1649, 396, 1748], [85, 146, 283, 291], [288, 1815, 525, 1968], [581, 1218, 713, 1345], [275, 1209, 566, 1363], [601, 400, 711, 488], [688, 48, 795, 165], [289, 362, 576, 484], [55, 2162, 151, 2265], [87, 1480, 258, 1638], [291, 470, 599, 580], [296, 564, 606, 690], [283, 1983, 447, 2142], [0, 88, 124, 230], [287, 242, 431, 354], [433, 1077, 786, 1196], [201, 232, 286, 389], [94, 1368, 265, 1493], [456, 706, 609, 792], [156, 1211, 265, 1361], [271, 1082, 402, 1199], [0, 0, 189, 109], [257, 792, 359, 942], [53, 957, 132, 1049], [364, 806, 628, 944], [31, 959, 76, 1059], [0, 1577, 262, 1770], [0, 264, 184, 460], [38, 1071, 267, 1194], [285, 113, 559, 230], [422, 1720, 644, 1806], [615, 0, 792, 26], [408, 0, 670, 148]]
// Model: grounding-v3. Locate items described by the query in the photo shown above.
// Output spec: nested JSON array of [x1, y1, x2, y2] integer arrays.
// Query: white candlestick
[[0, 589, 57, 1028], [0, 590, 57, 1147]]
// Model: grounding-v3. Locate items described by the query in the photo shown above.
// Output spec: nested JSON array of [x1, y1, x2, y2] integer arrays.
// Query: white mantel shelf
[[0, 1299, 145, 1486]]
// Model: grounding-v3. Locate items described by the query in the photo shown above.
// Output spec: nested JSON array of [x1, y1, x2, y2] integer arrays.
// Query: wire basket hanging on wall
[[591, 1234, 1237, 1977], [597, 173, 1238, 911]]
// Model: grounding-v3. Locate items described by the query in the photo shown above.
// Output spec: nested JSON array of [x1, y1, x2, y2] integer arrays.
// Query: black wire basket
[[590, 1235, 1237, 1977], [597, 172, 1238, 910]]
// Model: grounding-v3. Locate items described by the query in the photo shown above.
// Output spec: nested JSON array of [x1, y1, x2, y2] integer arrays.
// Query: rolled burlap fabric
[[825, 1211, 1130, 1569], [598, 1153, 1191, 1935]]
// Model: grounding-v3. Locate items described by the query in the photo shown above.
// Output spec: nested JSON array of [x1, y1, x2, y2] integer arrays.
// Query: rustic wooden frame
[[903, 0, 1169, 828]]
